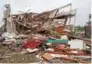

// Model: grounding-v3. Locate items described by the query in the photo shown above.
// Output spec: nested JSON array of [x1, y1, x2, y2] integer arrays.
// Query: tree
[[75, 26, 84, 32]]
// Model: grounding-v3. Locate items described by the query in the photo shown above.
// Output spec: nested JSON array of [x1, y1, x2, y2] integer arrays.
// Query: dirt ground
[[0, 44, 40, 63]]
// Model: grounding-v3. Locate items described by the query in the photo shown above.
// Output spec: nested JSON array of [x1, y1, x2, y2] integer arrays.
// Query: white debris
[[2, 32, 16, 39], [26, 48, 39, 53], [61, 35, 68, 40], [46, 48, 54, 51]]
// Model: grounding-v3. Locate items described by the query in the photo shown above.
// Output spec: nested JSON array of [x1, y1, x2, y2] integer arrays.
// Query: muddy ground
[[0, 44, 40, 63]]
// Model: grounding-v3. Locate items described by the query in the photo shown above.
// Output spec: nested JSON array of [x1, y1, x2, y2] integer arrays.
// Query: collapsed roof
[[4, 3, 76, 34]]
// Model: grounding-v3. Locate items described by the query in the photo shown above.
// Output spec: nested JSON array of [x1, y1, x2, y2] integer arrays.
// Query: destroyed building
[[0, 3, 91, 63], [3, 3, 75, 35]]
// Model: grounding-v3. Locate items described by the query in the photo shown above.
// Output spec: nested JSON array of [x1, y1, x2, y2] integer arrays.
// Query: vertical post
[[69, 4, 72, 31], [63, 18, 68, 28], [83, 40, 86, 50], [73, 9, 77, 35]]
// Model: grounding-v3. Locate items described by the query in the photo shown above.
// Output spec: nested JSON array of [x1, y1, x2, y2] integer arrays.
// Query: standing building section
[[3, 4, 17, 34]]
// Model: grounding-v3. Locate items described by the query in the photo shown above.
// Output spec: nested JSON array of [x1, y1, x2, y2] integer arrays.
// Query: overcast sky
[[0, 0, 91, 27]]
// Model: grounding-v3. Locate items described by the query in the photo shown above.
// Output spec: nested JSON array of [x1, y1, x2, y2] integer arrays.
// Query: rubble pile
[[0, 3, 91, 63]]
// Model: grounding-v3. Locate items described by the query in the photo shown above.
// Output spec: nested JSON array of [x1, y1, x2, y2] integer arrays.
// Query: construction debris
[[0, 3, 91, 63]]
